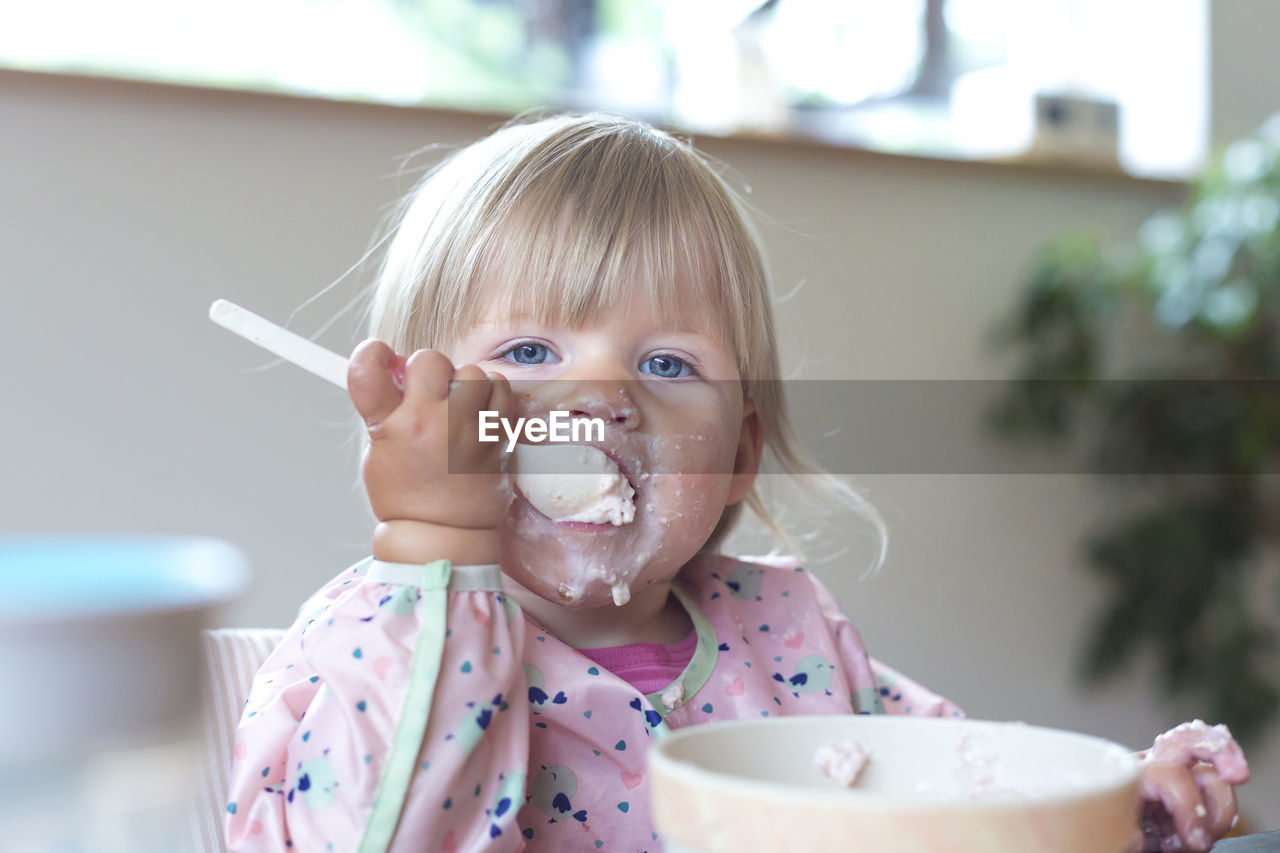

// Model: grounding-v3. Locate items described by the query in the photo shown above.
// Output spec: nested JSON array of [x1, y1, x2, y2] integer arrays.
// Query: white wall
[[2, 54, 1276, 830], [1211, 0, 1280, 144]]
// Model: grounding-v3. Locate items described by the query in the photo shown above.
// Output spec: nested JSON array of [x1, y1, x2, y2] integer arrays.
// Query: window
[[0, 0, 1207, 178]]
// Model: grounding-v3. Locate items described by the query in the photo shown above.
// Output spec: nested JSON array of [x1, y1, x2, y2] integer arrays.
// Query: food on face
[[814, 739, 871, 787], [513, 443, 636, 525]]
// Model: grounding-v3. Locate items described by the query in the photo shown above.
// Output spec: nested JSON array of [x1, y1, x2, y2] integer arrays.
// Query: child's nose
[[553, 379, 641, 431]]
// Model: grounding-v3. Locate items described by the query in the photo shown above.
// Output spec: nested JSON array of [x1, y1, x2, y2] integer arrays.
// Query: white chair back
[[191, 628, 285, 853]]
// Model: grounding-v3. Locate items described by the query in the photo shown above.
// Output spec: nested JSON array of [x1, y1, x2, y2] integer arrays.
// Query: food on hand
[[1143, 719, 1238, 765]]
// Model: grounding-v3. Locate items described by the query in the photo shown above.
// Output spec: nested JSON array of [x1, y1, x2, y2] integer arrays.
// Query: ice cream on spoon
[[511, 442, 636, 526]]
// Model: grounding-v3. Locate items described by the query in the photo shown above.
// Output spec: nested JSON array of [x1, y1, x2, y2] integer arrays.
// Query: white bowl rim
[[647, 715, 1141, 813]]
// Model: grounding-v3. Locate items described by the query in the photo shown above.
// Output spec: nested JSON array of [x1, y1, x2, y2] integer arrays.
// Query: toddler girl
[[226, 113, 1248, 852]]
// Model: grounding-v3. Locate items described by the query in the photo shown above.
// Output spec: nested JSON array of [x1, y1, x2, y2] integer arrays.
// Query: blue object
[[0, 535, 249, 622]]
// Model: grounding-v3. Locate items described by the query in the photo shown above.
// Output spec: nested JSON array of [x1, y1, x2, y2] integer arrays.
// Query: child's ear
[[727, 399, 763, 506]]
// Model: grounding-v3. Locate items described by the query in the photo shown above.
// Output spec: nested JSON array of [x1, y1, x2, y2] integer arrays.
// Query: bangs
[[435, 121, 767, 377]]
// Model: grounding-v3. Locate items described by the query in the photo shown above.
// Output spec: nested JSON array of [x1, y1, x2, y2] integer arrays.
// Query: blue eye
[[642, 354, 693, 379], [501, 342, 554, 365]]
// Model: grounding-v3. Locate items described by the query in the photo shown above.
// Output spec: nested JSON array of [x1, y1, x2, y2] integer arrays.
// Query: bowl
[[0, 535, 250, 758], [648, 715, 1141, 853], [0, 535, 250, 852]]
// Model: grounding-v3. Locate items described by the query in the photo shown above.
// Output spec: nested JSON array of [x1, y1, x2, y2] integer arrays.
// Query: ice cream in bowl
[[647, 715, 1141, 853]]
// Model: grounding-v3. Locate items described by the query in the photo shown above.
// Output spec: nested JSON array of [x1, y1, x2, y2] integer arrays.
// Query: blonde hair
[[368, 111, 886, 568]]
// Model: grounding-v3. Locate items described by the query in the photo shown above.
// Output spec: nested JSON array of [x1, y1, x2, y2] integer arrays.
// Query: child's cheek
[[644, 472, 734, 533], [644, 412, 740, 476]]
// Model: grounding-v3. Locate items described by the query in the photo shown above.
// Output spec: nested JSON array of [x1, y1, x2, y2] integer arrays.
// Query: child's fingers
[[1191, 763, 1239, 841], [447, 364, 495, 413], [446, 364, 495, 440], [1141, 762, 1213, 851], [401, 349, 455, 406], [486, 371, 513, 420], [1147, 722, 1250, 785], [348, 339, 403, 428]]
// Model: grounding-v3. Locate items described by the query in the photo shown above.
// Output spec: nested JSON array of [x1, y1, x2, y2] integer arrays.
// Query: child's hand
[[348, 340, 513, 563], [1130, 720, 1249, 852]]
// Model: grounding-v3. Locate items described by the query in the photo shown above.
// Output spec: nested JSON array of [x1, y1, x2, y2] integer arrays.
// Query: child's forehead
[[468, 277, 730, 340]]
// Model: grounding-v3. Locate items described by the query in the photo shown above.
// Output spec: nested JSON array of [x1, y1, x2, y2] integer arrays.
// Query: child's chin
[[514, 569, 620, 609]]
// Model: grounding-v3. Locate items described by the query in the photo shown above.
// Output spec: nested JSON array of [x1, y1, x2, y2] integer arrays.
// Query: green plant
[[989, 115, 1280, 745]]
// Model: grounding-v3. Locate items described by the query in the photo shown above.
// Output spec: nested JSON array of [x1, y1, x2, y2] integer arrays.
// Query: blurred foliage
[[402, 0, 575, 109], [989, 114, 1280, 745]]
